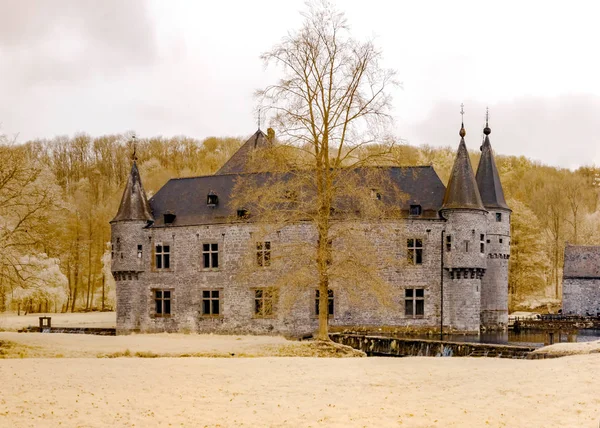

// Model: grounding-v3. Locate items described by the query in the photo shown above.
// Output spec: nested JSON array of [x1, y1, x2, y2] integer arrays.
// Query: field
[[1, 313, 599, 427]]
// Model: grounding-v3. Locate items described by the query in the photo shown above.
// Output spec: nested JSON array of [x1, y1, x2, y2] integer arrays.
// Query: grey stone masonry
[[562, 244, 600, 316], [480, 208, 510, 330]]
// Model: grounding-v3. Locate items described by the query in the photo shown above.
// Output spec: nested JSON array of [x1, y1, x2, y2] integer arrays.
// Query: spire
[[112, 157, 154, 223], [442, 105, 485, 211], [475, 109, 510, 210]]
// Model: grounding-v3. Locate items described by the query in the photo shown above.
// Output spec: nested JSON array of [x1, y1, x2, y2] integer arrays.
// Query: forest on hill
[[1, 131, 598, 313]]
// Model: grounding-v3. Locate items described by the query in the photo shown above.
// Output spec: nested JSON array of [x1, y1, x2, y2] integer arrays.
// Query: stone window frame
[[152, 288, 173, 318], [202, 242, 220, 271], [480, 234, 485, 254], [201, 289, 223, 317], [256, 241, 272, 268], [313, 288, 335, 318], [153, 242, 172, 271], [407, 238, 424, 265], [404, 288, 425, 318], [496, 212, 502, 222], [252, 287, 278, 318]]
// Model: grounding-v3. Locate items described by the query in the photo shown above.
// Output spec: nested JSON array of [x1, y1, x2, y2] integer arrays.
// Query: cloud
[[0, 0, 158, 85]]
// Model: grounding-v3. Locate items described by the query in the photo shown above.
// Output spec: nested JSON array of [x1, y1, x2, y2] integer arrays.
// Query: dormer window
[[164, 212, 176, 224], [409, 205, 422, 216], [237, 208, 249, 219], [207, 191, 218, 207]]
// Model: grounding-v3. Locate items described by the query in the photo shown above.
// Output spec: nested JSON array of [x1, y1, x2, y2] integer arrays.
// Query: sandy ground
[[0, 355, 598, 427], [0, 312, 116, 331], [0, 332, 325, 358], [530, 339, 600, 357]]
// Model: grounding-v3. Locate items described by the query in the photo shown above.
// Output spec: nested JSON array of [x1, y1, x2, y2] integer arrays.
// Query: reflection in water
[[434, 329, 600, 348]]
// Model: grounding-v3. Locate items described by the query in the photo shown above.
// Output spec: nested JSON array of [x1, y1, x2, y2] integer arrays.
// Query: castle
[[110, 117, 511, 336]]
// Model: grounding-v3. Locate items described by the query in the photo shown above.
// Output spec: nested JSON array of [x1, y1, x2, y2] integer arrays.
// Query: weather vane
[[459, 103, 466, 138], [485, 106, 489, 127], [257, 108, 261, 131]]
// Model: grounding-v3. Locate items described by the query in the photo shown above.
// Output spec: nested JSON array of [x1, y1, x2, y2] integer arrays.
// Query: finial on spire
[[459, 103, 466, 138], [257, 108, 261, 131], [131, 133, 138, 161], [483, 107, 491, 136]]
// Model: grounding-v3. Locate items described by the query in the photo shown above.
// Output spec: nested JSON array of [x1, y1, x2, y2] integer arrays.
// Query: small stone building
[[111, 119, 511, 336], [562, 245, 600, 316]]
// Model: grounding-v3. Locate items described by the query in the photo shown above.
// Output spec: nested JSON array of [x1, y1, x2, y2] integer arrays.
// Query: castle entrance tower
[[475, 113, 510, 330], [440, 108, 488, 332]]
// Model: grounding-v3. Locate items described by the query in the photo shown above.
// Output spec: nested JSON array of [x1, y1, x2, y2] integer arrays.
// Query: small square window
[[154, 289, 172, 316], [499, 238, 503, 244], [315, 289, 334, 316], [256, 242, 271, 267], [202, 289, 221, 316], [407, 238, 423, 265], [405, 288, 424, 318], [254, 288, 277, 317], [409, 205, 422, 216], [496, 213, 502, 222], [202, 243, 219, 269]]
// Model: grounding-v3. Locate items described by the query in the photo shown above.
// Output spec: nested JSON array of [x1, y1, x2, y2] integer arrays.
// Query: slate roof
[[563, 245, 600, 279], [441, 137, 485, 211], [148, 166, 446, 227], [215, 130, 270, 175], [112, 161, 154, 223], [475, 135, 510, 210]]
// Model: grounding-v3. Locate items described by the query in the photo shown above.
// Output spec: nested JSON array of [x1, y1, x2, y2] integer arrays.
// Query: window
[[480, 234, 485, 253], [254, 288, 277, 317], [164, 212, 176, 224], [155, 244, 171, 269], [256, 242, 271, 267], [207, 192, 218, 206], [371, 189, 382, 200], [116, 237, 121, 251], [409, 205, 422, 216], [499, 238, 503, 244], [137, 244, 143, 259], [407, 239, 423, 265], [315, 289, 334, 316], [154, 289, 171, 316], [446, 235, 452, 252], [202, 290, 221, 316], [237, 208, 249, 219], [496, 212, 502, 222], [464, 240, 469, 252], [202, 243, 219, 269], [405, 288, 424, 318]]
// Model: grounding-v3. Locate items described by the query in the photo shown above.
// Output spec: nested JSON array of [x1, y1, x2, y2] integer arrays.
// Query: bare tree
[[241, 1, 400, 340]]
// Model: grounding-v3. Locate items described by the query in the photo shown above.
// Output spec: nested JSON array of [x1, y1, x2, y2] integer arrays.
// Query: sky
[[0, 0, 599, 168]]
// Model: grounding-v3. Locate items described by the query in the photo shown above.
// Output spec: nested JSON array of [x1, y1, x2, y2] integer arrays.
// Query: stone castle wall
[[563, 278, 600, 316], [111, 216, 498, 335]]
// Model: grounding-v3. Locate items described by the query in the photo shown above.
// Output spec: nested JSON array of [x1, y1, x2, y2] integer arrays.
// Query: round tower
[[440, 110, 487, 333], [110, 155, 154, 334], [475, 114, 510, 330]]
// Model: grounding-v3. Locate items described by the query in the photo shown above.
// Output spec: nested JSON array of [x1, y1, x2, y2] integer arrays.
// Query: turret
[[110, 153, 153, 276], [475, 110, 510, 330], [440, 107, 487, 332]]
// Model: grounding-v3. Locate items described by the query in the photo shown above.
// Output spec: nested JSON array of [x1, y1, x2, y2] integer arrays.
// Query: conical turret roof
[[216, 129, 271, 175], [475, 126, 510, 210], [112, 161, 154, 222], [442, 128, 485, 211]]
